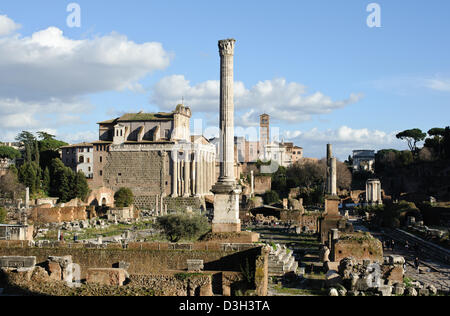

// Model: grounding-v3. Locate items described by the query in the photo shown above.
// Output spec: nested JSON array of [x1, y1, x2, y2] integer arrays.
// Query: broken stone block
[[378, 285, 393, 296], [0, 256, 36, 269], [187, 259, 204, 272], [86, 268, 127, 286], [325, 270, 342, 288], [393, 283, 405, 296], [427, 285, 437, 295], [47, 261, 62, 281], [328, 288, 339, 296], [406, 287, 418, 296], [384, 266, 404, 285], [418, 288, 430, 296]]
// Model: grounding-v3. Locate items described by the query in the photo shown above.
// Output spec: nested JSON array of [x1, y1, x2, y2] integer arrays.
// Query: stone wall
[[103, 151, 166, 198], [29, 206, 87, 224], [0, 243, 265, 278], [0, 243, 269, 296], [333, 233, 383, 263], [133, 196, 206, 212], [254, 176, 271, 195]]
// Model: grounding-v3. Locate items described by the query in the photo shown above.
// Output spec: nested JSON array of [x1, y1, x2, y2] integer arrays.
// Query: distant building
[[259, 114, 270, 154], [90, 104, 216, 209], [0, 224, 33, 241], [61, 142, 94, 178], [352, 150, 376, 173]]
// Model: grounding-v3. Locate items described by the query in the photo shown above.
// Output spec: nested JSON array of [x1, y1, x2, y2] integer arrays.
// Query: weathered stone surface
[[393, 283, 405, 296], [47, 261, 62, 281], [0, 256, 36, 269], [418, 288, 430, 296], [325, 270, 342, 288], [406, 287, 418, 296], [87, 268, 127, 286], [187, 259, 204, 272], [378, 285, 392, 296], [427, 285, 437, 295], [328, 288, 339, 296], [384, 266, 404, 285]]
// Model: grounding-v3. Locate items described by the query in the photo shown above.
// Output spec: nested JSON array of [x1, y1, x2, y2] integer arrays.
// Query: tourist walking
[[414, 257, 420, 272]]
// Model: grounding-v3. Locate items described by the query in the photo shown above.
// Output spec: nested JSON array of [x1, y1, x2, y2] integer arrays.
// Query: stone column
[[171, 152, 178, 197], [205, 152, 211, 194], [184, 152, 191, 197], [198, 151, 204, 196], [250, 171, 254, 196], [326, 144, 332, 195], [191, 152, 196, 196], [212, 39, 242, 233], [218, 38, 236, 185], [330, 157, 337, 196]]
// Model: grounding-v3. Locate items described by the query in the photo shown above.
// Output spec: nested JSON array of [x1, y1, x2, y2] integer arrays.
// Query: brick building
[[89, 104, 216, 209]]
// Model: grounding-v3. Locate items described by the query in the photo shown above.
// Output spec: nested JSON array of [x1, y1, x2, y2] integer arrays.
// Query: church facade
[[88, 104, 216, 210]]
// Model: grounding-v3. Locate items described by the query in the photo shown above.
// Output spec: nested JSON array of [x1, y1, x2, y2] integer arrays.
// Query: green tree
[[396, 129, 427, 153], [157, 214, 210, 242], [264, 190, 280, 205], [18, 162, 39, 194], [114, 188, 134, 207], [0, 146, 21, 160], [43, 167, 51, 195], [49, 158, 74, 202], [74, 171, 90, 201], [0, 207, 7, 224]]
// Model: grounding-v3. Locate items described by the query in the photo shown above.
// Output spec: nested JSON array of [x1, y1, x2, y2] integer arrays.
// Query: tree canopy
[[396, 129, 427, 153], [0, 146, 21, 160], [156, 214, 210, 243], [114, 188, 134, 208]]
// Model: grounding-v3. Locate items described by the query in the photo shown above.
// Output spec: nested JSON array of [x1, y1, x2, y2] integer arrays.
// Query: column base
[[212, 223, 241, 233], [212, 184, 241, 233]]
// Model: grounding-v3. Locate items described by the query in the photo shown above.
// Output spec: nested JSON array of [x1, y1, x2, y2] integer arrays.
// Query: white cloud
[[151, 75, 363, 125], [425, 78, 450, 92], [0, 16, 171, 141], [285, 126, 406, 160], [60, 130, 98, 144], [0, 15, 20, 36]]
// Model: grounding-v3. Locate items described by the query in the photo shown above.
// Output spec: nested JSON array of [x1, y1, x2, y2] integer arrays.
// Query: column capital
[[219, 39, 236, 56]]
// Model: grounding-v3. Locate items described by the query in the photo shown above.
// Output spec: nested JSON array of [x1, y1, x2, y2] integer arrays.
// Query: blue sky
[[0, 0, 449, 159]]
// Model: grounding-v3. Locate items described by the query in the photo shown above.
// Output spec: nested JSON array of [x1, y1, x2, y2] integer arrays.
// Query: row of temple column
[[171, 150, 216, 197]]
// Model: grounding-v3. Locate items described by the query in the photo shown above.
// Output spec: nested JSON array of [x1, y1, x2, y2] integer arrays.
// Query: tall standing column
[[184, 152, 191, 197], [212, 39, 242, 233], [191, 152, 196, 196], [218, 39, 236, 186], [330, 157, 337, 196], [171, 151, 178, 198]]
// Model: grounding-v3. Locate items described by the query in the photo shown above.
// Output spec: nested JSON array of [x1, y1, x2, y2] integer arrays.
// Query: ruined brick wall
[[163, 197, 206, 213], [132, 196, 205, 212], [254, 176, 271, 194], [280, 210, 303, 222], [0, 244, 264, 279], [300, 213, 321, 233], [333, 234, 383, 263], [129, 273, 213, 296], [103, 151, 167, 198], [30, 206, 87, 224]]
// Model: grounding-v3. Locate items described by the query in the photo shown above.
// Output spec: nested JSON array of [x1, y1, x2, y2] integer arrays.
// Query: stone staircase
[[384, 229, 450, 265], [268, 244, 299, 276]]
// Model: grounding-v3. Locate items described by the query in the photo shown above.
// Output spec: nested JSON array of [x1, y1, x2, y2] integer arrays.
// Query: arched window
[[79, 156, 84, 163]]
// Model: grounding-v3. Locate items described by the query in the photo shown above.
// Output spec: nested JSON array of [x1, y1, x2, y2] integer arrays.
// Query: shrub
[[0, 207, 7, 224], [157, 214, 210, 242], [264, 190, 280, 205], [114, 188, 134, 207]]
